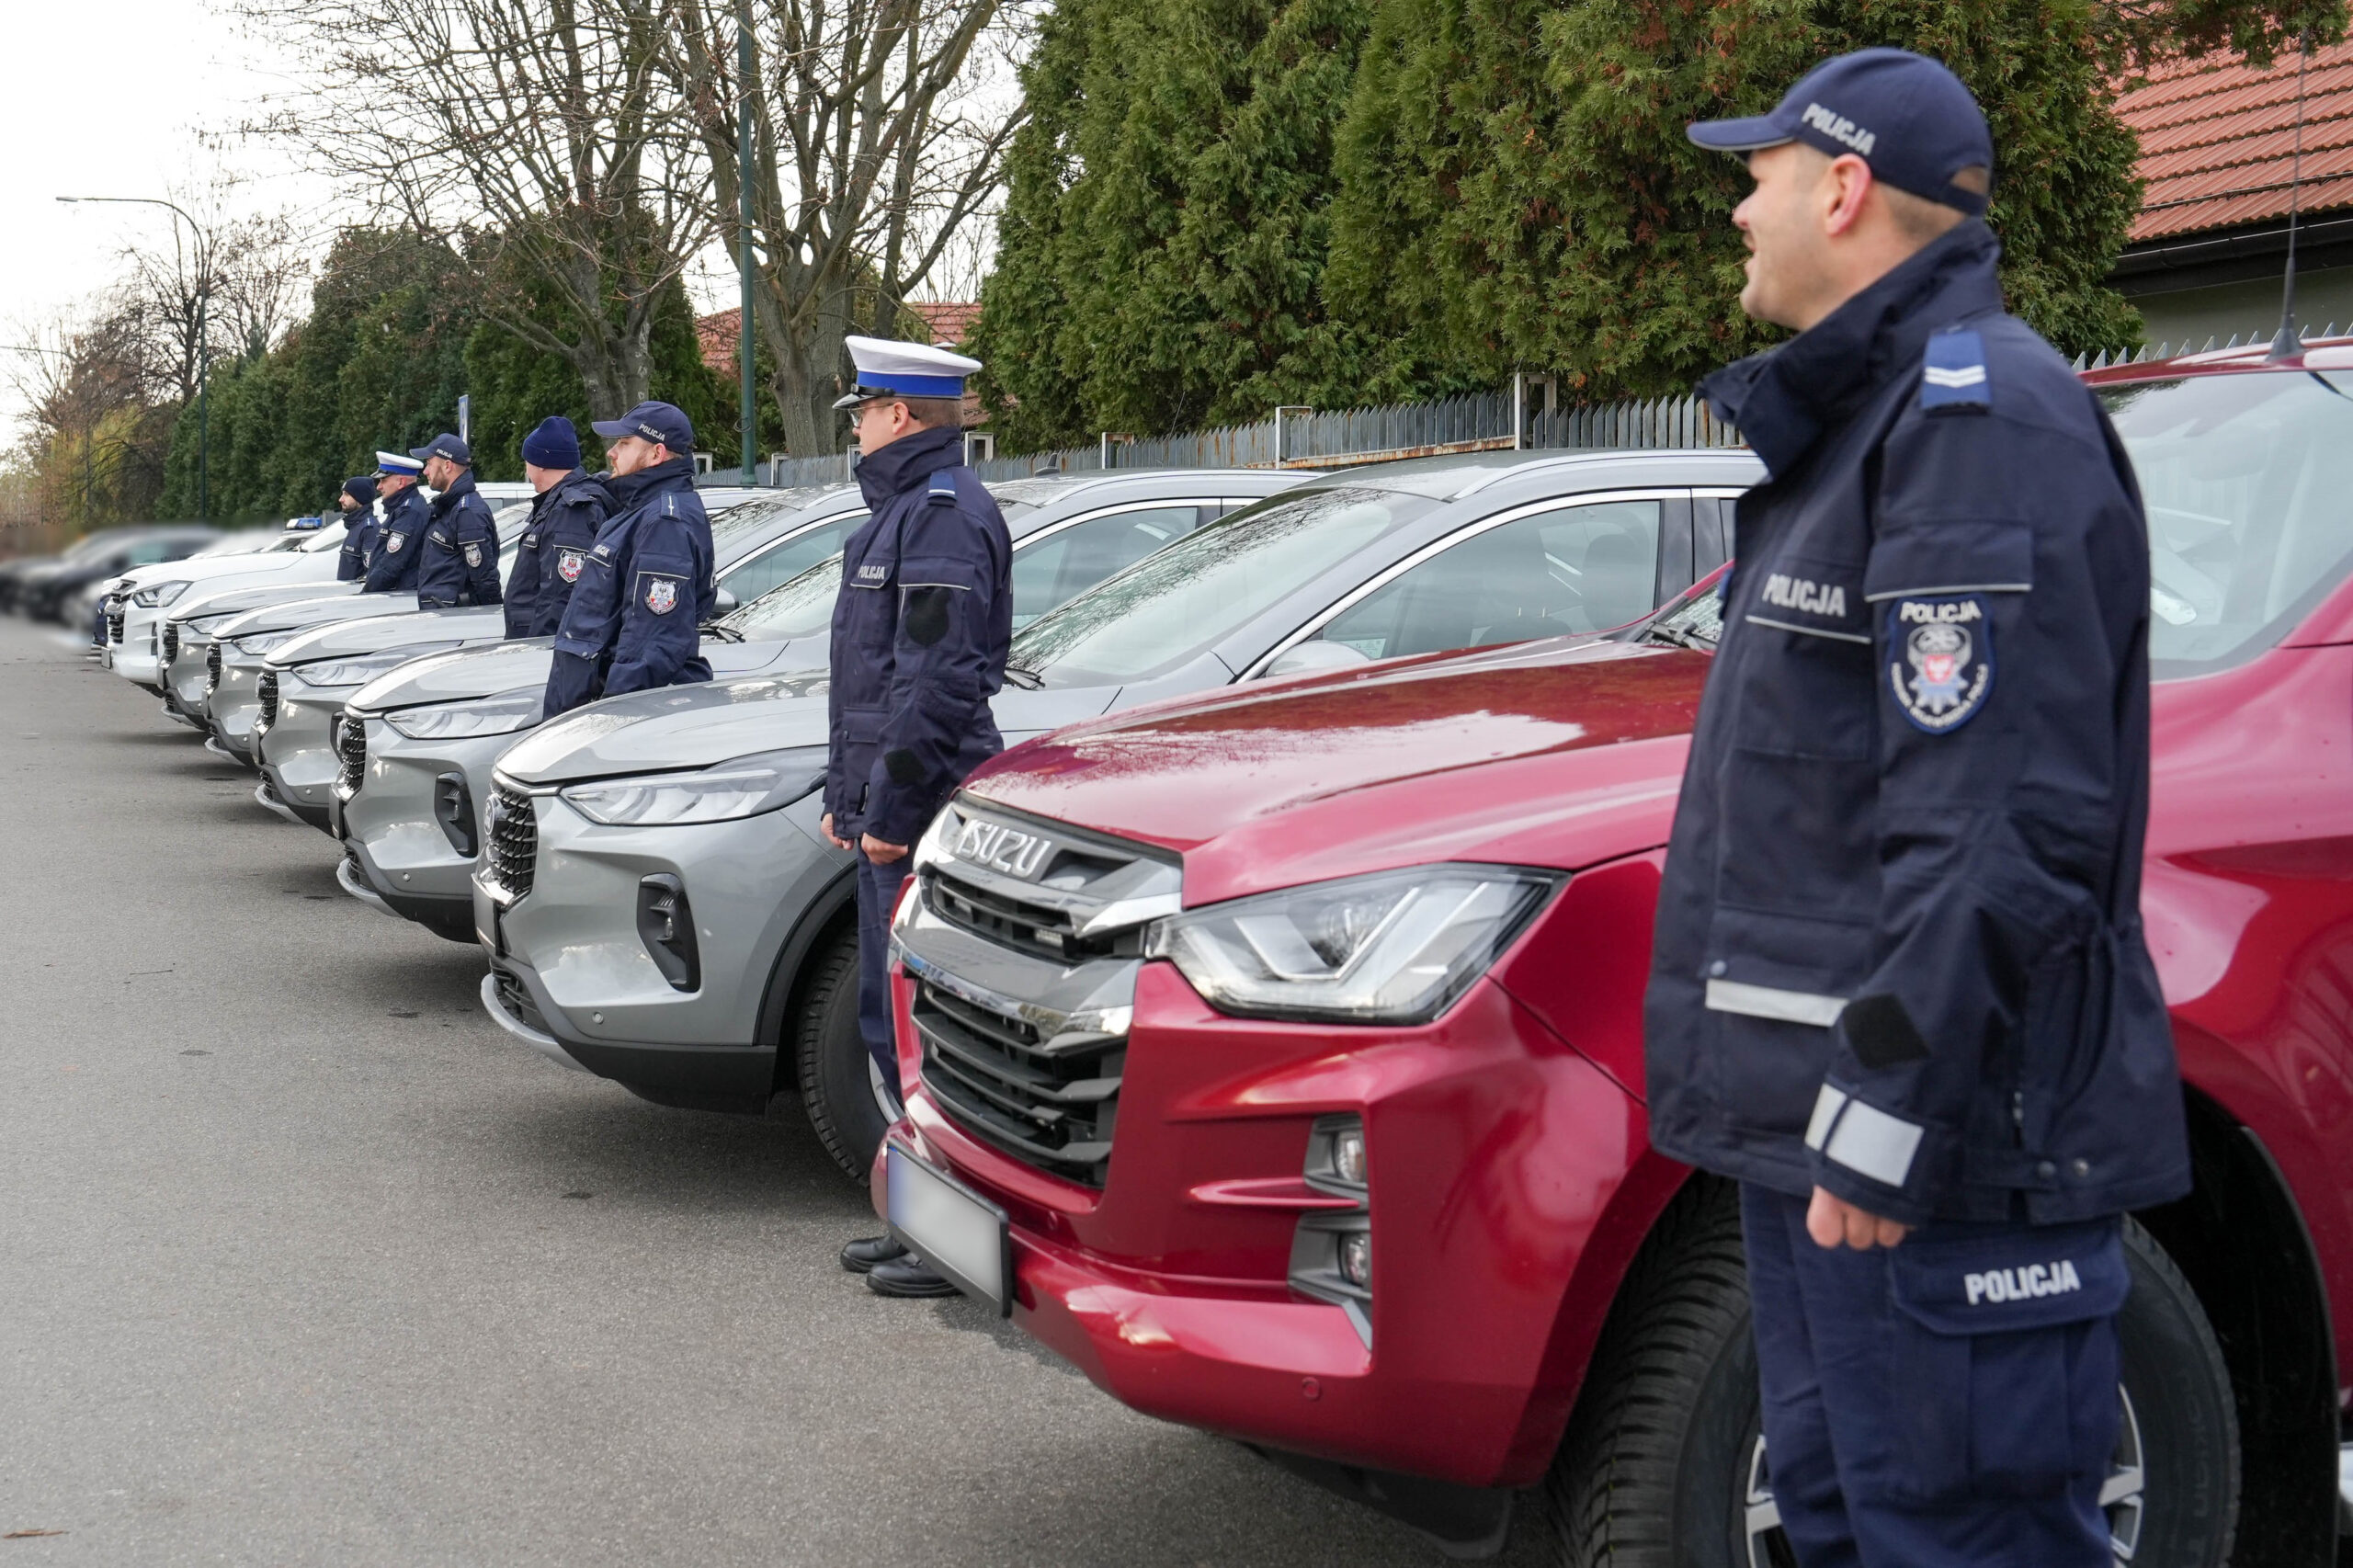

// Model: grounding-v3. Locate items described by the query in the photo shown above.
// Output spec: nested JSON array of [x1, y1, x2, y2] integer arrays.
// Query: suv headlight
[[384, 688, 544, 739], [558, 746, 828, 827], [132, 580, 191, 608], [1145, 865, 1559, 1024], [292, 641, 463, 687], [233, 631, 299, 656]]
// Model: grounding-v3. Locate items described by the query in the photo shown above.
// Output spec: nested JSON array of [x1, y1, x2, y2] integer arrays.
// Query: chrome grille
[[913, 980, 1121, 1187], [487, 782, 537, 899], [204, 642, 222, 694], [930, 867, 1145, 961], [106, 603, 126, 644], [161, 622, 180, 665], [256, 671, 278, 730], [335, 714, 367, 795]]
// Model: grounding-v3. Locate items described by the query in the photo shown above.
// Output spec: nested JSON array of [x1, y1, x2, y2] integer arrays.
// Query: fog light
[[1333, 1127, 1367, 1187], [636, 873, 700, 992], [1339, 1231, 1370, 1289], [434, 772, 477, 858]]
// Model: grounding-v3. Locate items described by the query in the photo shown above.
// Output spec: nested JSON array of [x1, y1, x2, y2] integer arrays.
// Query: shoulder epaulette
[[927, 472, 960, 506], [1922, 327, 1991, 415]]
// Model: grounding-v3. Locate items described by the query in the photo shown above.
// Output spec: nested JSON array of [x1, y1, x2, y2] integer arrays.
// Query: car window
[[123, 538, 189, 566], [1013, 486, 1437, 685], [297, 522, 351, 552], [723, 556, 844, 640], [2102, 371, 2353, 676], [1304, 498, 1663, 661], [1010, 506, 1206, 628], [720, 514, 867, 603]]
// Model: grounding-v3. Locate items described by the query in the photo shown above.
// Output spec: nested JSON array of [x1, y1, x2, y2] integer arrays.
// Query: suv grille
[[930, 867, 1144, 961], [256, 671, 278, 730], [161, 622, 180, 665], [913, 979, 1121, 1187], [487, 782, 537, 899], [107, 604, 126, 644], [335, 714, 367, 795], [204, 642, 222, 694]]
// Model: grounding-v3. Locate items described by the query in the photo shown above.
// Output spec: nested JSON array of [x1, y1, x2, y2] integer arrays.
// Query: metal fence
[[714, 381, 1745, 491], [704, 321, 2337, 491]]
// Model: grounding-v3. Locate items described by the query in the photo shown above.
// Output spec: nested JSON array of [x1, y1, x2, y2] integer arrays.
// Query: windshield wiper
[[1001, 661, 1043, 689], [701, 621, 745, 642], [1644, 622, 1712, 652]]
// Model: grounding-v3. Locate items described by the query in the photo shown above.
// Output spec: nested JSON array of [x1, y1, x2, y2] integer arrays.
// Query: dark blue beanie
[[342, 475, 378, 506], [521, 415, 583, 471]]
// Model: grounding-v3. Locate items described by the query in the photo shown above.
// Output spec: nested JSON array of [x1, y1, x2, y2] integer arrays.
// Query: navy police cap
[[1688, 49, 1993, 215], [589, 401, 695, 453], [409, 431, 472, 466]]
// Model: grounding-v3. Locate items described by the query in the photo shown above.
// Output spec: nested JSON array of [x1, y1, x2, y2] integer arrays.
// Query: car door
[[1263, 491, 1685, 668], [1010, 504, 1217, 628]]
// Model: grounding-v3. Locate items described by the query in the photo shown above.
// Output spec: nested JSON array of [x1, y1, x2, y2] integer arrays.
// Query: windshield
[[2102, 371, 2353, 676], [711, 489, 837, 548], [724, 555, 843, 640], [297, 521, 351, 553], [1010, 486, 1437, 685]]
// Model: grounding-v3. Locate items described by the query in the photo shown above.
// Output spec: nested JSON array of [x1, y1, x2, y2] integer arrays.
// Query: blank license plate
[[887, 1142, 1011, 1315]]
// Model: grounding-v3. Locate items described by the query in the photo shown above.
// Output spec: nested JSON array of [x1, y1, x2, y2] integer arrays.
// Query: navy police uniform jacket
[[1643, 221, 2188, 1228], [542, 457, 713, 719], [415, 468, 503, 609], [506, 469, 613, 639], [824, 426, 1012, 846], [362, 485, 429, 593], [337, 509, 380, 581]]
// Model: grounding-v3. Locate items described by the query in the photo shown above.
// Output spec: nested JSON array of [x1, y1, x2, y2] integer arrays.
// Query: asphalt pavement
[[0, 618, 1550, 1567]]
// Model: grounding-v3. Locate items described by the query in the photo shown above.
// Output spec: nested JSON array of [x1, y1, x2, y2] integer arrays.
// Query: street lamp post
[[737, 0, 759, 486], [56, 195, 212, 524]]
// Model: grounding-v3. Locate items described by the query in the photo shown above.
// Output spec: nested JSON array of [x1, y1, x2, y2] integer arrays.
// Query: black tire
[[794, 923, 888, 1183], [1543, 1183, 2239, 1567]]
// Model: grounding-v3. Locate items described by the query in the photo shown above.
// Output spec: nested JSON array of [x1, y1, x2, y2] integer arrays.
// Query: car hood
[[271, 606, 507, 666], [960, 639, 1711, 907], [498, 674, 1119, 785], [139, 548, 324, 592], [176, 573, 355, 625], [218, 589, 406, 641], [350, 632, 829, 718]]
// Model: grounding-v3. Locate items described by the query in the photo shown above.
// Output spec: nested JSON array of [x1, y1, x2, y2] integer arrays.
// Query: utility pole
[[56, 195, 211, 522], [737, 0, 759, 485]]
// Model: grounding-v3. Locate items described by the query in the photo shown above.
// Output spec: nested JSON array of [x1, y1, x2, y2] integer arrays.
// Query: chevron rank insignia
[[1921, 328, 1989, 413]]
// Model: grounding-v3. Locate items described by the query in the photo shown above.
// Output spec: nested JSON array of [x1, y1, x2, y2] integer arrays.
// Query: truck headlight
[[133, 580, 191, 608], [558, 746, 828, 827], [1145, 865, 1559, 1024], [292, 641, 462, 687], [384, 689, 543, 739]]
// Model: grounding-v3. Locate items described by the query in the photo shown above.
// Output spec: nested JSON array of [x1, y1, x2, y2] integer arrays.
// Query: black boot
[[838, 1234, 908, 1275], [867, 1256, 959, 1298]]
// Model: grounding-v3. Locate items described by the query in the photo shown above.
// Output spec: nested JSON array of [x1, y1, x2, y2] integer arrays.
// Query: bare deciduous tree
[[669, 0, 1032, 454], [241, 0, 712, 416]]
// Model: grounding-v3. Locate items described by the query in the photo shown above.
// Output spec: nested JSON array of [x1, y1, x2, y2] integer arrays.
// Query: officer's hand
[[861, 834, 909, 864], [1807, 1187, 1910, 1250], [819, 813, 854, 852]]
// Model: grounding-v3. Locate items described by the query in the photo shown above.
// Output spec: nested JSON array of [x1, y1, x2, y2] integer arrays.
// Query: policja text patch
[[1887, 595, 1993, 733]]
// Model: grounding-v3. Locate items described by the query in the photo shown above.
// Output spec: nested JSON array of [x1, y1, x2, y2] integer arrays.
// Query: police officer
[[506, 416, 614, 639], [334, 476, 378, 582], [823, 336, 1011, 1301], [541, 402, 713, 719], [409, 433, 503, 609], [362, 450, 429, 594], [1644, 51, 2186, 1566]]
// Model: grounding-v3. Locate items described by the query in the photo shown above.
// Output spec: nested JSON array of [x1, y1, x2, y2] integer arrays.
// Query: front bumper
[[337, 718, 517, 932], [894, 959, 1656, 1491], [206, 659, 267, 758], [112, 603, 165, 686], [473, 782, 852, 1107], [256, 680, 360, 833], [161, 635, 213, 724]]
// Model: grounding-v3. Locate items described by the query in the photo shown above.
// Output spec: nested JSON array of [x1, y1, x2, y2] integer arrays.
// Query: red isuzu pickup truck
[[878, 347, 2353, 1563]]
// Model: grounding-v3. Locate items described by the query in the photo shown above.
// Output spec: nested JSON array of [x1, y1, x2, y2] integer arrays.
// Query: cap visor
[[831, 392, 874, 411], [586, 419, 635, 438], [406, 446, 434, 461], [1688, 117, 1794, 153]]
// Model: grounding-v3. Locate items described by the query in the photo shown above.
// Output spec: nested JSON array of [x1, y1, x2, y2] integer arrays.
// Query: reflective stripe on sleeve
[[1823, 1096, 1924, 1188], [1803, 1084, 1848, 1152], [1704, 978, 1848, 1027]]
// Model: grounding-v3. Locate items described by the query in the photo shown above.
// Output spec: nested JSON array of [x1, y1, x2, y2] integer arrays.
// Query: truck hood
[[498, 676, 1119, 785], [217, 588, 403, 641], [176, 574, 357, 626], [120, 546, 314, 594], [271, 606, 506, 666], [960, 639, 1711, 907]]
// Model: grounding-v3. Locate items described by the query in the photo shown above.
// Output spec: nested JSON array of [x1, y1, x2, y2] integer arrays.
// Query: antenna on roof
[[2270, 28, 2315, 361]]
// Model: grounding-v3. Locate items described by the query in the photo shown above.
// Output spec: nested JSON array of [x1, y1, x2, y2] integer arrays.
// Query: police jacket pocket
[[1862, 519, 2034, 601], [1881, 1220, 2127, 1504]]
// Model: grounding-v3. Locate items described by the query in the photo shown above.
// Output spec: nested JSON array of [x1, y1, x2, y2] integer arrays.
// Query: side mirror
[[710, 586, 740, 618], [1258, 639, 1371, 680]]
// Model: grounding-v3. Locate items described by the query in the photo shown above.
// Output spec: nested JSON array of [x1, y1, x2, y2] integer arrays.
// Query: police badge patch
[[463, 541, 483, 569], [645, 577, 679, 615], [1888, 596, 1993, 733], [384, 531, 405, 553], [557, 548, 585, 583]]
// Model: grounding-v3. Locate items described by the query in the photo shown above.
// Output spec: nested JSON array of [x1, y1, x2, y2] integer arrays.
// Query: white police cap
[[834, 335, 983, 410], [372, 449, 425, 477]]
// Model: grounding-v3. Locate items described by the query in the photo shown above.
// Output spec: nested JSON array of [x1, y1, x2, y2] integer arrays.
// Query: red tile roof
[[691, 302, 980, 378], [2119, 41, 2353, 242]]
